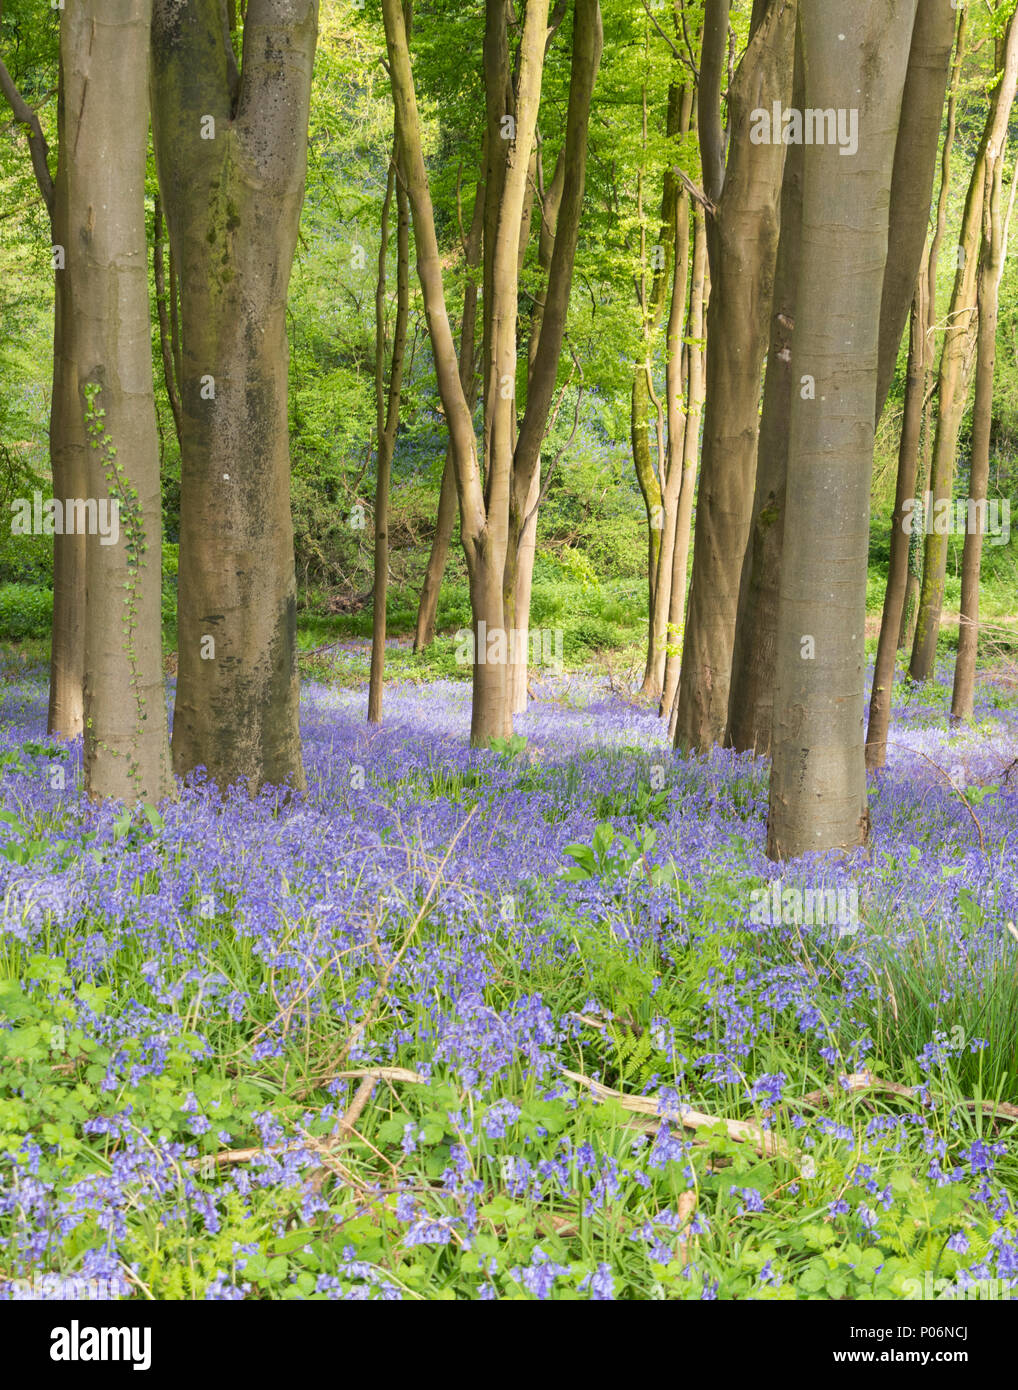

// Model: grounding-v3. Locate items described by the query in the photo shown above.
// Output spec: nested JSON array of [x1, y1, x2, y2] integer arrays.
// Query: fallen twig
[[797, 1069, 1018, 1122], [561, 1068, 797, 1164]]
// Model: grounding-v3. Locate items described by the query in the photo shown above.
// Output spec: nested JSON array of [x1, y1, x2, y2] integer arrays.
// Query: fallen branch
[[561, 1068, 797, 1165], [190, 1067, 428, 1174], [797, 1069, 1018, 1122]]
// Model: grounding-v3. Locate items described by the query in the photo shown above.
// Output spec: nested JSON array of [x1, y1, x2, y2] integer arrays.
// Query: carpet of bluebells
[[2, 644, 1018, 1301]]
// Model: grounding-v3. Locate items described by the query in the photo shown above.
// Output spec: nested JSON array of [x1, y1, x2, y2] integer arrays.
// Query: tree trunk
[[0, 54, 86, 739], [726, 32, 803, 758], [898, 17, 966, 656], [639, 70, 695, 702], [909, 10, 1018, 684], [153, 193, 184, 450], [65, 0, 173, 804], [368, 141, 410, 724], [645, 177, 692, 701], [866, 266, 929, 769], [661, 202, 708, 728], [767, 0, 917, 861], [412, 153, 485, 653], [151, 0, 317, 794], [506, 147, 564, 716], [507, 462, 540, 713], [632, 365, 663, 674], [504, 0, 601, 718], [951, 155, 1018, 720], [674, 0, 796, 752], [874, 0, 957, 422], [49, 73, 87, 742], [382, 0, 524, 746]]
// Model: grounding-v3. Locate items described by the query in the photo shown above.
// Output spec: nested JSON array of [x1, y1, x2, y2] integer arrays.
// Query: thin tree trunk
[[910, 10, 1018, 683], [506, 146, 566, 716], [874, 0, 957, 422], [767, 0, 918, 861], [381, 0, 539, 746], [153, 192, 183, 450], [646, 178, 691, 701], [507, 462, 540, 713], [640, 69, 695, 701], [412, 152, 485, 653], [152, 0, 318, 794], [951, 155, 1018, 720], [899, 12, 966, 655], [368, 139, 410, 724], [0, 53, 85, 739], [661, 203, 708, 728], [674, 0, 796, 752], [49, 71, 87, 743], [726, 28, 803, 758], [65, 0, 173, 804], [504, 0, 601, 720], [48, 178, 87, 743], [866, 264, 929, 769]]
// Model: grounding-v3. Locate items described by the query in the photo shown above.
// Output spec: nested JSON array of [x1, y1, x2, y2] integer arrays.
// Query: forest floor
[[1, 651, 1018, 1300]]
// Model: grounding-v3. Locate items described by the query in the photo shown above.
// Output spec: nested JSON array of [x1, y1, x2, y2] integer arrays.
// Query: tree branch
[[0, 54, 55, 218]]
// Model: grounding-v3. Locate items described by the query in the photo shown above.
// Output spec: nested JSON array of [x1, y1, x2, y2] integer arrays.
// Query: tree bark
[[899, 14, 966, 655], [951, 150, 1018, 720], [909, 10, 1018, 684], [661, 201, 708, 728], [65, 0, 173, 804], [412, 157, 484, 653], [151, 0, 318, 794], [368, 139, 410, 724], [636, 67, 694, 701], [767, 0, 917, 861], [505, 0, 601, 716], [866, 264, 929, 769], [726, 28, 803, 758], [381, 0, 526, 746], [674, 0, 796, 753], [0, 53, 86, 739], [645, 174, 691, 701], [153, 192, 184, 450], [874, 0, 957, 422]]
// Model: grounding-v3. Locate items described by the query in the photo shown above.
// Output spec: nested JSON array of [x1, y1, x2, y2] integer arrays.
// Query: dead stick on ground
[[797, 1069, 1018, 1122], [190, 1067, 428, 1172], [560, 1068, 797, 1165]]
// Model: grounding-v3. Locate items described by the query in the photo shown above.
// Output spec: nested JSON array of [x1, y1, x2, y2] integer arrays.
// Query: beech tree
[[734, 1, 954, 760], [368, 135, 410, 724], [674, 0, 795, 753], [910, 8, 1018, 685], [0, 25, 85, 740], [630, 35, 695, 702], [897, 19, 966, 659], [150, 0, 318, 793], [952, 128, 1018, 720], [767, 0, 918, 860], [382, 0, 599, 744], [725, 30, 803, 759], [659, 200, 708, 731], [412, 153, 485, 654], [64, 0, 172, 803]]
